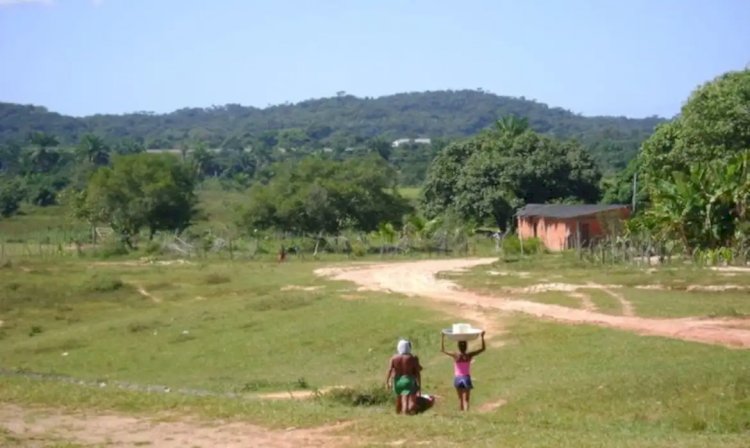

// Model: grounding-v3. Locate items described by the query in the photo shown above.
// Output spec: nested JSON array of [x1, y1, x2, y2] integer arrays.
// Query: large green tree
[[80, 153, 197, 245], [422, 122, 601, 227], [634, 69, 750, 252], [240, 156, 411, 235], [640, 69, 750, 186]]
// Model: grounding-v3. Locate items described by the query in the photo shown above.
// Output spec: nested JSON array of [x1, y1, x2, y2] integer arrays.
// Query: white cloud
[[0, 0, 54, 6]]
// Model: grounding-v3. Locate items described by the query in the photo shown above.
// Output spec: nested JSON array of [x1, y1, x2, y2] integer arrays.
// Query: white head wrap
[[397, 339, 411, 355]]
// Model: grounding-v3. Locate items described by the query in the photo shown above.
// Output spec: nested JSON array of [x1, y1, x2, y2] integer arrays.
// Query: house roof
[[516, 203, 629, 219]]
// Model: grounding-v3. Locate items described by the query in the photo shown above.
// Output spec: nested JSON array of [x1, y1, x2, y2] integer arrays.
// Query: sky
[[0, 0, 748, 118]]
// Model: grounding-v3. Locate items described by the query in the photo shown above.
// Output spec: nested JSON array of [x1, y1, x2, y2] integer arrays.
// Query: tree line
[[0, 89, 663, 174], [1, 69, 747, 258]]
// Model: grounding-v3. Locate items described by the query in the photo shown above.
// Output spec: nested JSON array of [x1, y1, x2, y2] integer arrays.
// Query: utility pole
[[632, 172, 638, 213]]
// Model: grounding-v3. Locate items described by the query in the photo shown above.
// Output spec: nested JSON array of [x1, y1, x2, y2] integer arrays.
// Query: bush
[[502, 236, 546, 255], [321, 384, 391, 407], [143, 241, 163, 255], [94, 241, 130, 258], [350, 240, 367, 257], [84, 275, 125, 292]]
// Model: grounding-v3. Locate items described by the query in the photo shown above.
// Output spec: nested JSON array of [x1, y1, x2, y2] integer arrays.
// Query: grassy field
[[1, 253, 749, 446], [448, 253, 750, 318]]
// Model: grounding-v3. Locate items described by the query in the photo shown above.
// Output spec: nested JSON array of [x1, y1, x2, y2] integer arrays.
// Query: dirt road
[[316, 258, 750, 348], [0, 404, 350, 448]]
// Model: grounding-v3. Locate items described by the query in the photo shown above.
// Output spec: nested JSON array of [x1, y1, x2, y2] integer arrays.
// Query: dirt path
[[316, 258, 750, 349], [134, 284, 162, 303], [601, 288, 636, 317], [568, 291, 597, 312], [0, 404, 351, 448]]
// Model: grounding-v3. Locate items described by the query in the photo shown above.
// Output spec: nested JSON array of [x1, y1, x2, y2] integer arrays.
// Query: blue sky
[[1, 0, 748, 118]]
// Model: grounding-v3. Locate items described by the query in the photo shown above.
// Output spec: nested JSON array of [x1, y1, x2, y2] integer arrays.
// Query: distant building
[[391, 138, 431, 148], [516, 204, 630, 251], [391, 138, 411, 148]]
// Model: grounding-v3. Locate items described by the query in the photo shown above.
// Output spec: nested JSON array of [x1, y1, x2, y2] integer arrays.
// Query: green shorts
[[393, 375, 417, 396]]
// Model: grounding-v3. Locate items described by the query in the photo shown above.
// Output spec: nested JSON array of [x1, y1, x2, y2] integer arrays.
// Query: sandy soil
[[134, 284, 162, 303], [316, 258, 750, 349], [0, 404, 351, 448]]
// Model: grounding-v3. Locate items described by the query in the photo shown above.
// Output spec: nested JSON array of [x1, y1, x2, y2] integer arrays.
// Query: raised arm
[[468, 331, 486, 357], [441, 333, 456, 358]]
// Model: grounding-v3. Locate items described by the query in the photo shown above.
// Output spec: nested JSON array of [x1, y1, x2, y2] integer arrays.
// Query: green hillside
[[0, 90, 664, 171]]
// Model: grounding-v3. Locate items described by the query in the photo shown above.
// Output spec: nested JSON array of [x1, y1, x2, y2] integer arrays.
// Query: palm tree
[[78, 134, 110, 166], [24, 132, 60, 174], [495, 115, 530, 138]]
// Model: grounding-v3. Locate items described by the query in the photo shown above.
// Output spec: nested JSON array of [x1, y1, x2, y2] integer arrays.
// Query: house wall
[[518, 217, 570, 251], [517, 208, 630, 252]]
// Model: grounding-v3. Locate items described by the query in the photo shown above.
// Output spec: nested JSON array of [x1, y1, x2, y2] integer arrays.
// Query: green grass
[[0, 204, 88, 252], [451, 254, 750, 318], [618, 288, 750, 318], [0, 259, 443, 394], [583, 288, 624, 315], [2, 312, 748, 446], [1, 255, 749, 446]]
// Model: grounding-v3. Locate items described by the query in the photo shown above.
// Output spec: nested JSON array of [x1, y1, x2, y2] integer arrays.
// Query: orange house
[[516, 204, 630, 251]]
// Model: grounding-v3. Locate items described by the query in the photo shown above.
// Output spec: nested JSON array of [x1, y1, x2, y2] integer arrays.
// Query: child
[[441, 331, 485, 411]]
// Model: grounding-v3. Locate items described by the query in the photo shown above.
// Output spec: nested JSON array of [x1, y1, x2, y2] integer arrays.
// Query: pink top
[[454, 359, 471, 376]]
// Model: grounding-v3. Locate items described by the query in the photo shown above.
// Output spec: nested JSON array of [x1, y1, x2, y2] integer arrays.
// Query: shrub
[[350, 240, 367, 257], [321, 384, 391, 407], [84, 275, 125, 292], [143, 241, 163, 255], [502, 236, 546, 255], [94, 241, 130, 258]]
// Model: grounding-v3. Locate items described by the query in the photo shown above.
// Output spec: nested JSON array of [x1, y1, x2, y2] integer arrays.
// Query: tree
[[0, 143, 22, 175], [640, 69, 750, 188], [81, 153, 197, 246], [113, 137, 145, 155], [422, 123, 601, 227], [494, 115, 529, 138], [634, 69, 750, 252], [189, 142, 220, 178], [367, 137, 392, 161], [77, 134, 110, 166], [0, 178, 24, 217], [22, 132, 60, 175], [601, 158, 646, 206], [645, 151, 749, 250], [240, 156, 411, 235]]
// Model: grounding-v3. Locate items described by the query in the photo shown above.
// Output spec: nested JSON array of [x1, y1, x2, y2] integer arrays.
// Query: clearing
[[2, 256, 749, 447], [317, 258, 750, 348]]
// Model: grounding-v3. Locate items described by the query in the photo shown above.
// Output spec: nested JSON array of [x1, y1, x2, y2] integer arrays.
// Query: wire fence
[[0, 226, 503, 262]]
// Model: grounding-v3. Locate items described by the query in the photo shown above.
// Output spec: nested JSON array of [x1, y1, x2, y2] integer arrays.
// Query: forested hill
[[0, 90, 665, 170]]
